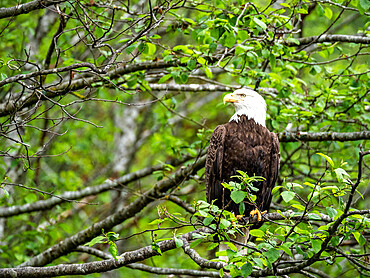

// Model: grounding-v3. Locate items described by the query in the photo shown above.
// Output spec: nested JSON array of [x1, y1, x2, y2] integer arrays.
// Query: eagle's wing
[[260, 131, 280, 212], [205, 125, 226, 204]]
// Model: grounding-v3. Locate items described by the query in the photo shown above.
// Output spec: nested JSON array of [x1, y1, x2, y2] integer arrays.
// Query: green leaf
[[324, 7, 333, 19], [253, 17, 267, 30], [180, 72, 189, 83], [203, 65, 213, 79], [0, 73, 7, 80], [239, 202, 245, 215], [144, 42, 156, 56], [85, 236, 106, 247], [362, 0, 370, 10], [220, 218, 231, 228], [252, 257, 264, 268], [126, 44, 137, 54], [280, 244, 293, 257], [207, 242, 219, 250], [263, 248, 280, 263], [106, 232, 119, 241], [359, 0, 370, 14], [334, 168, 350, 183], [158, 73, 172, 84], [311, 239, 322, 253], [151, 34, 161, 39], [174, 237, 184, 248], [225, 241, 238, 252], [295, 245, 307, 259], [25, 193, 37, 204], [316, 153, 334, 168], [291, 204, 305, 211], [241, 262, 253, 277], [297, 8, 308, 14], [280, 3, 290, 8], [196, 56, 206, 65], [281, 191, 295, 203], [173, 45, 188, 52], [209, 42, 217, 53], [190, 238, 203, 248], [187, 59, 197, 70], [219, 268, 224, 278], [308, 214, 322, 221], [353, 231, 366, 246], [203, 216, 214, 226], [317, 4, 325, 16], [108, 241, 119, 260], [198, 209, 208, 217], [269, 54, 276, 69], [152, 242, 162, 255], [326, 207, 337, 218], [148, 218, 165, 225], [249, 229, 264, 238], [230, 190, 247, 204], [223, 32, 236, 48]]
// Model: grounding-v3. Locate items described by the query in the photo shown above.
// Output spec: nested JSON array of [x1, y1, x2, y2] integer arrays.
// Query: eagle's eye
[[240, 93, 246, 97]]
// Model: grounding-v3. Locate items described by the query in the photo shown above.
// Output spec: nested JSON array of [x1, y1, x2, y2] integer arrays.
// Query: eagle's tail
[[219, 227, 250, 262]]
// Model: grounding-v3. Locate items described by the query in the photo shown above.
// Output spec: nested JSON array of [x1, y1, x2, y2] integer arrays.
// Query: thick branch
[[2, 229, 208, 277], [283, 34, 370, 46], [182, 238, 225, 270], [279, 130, 370, 142], [19, 156, 205, 267], [0, 155, 193, 217], [0, 60, 181, 117], [126, 263, 224, 277], [76, 246, 223, 277], [0, 0, 67, 19]]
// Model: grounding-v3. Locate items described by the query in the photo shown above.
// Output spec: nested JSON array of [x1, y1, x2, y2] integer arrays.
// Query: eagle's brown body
[[205, 115, 280, 221]]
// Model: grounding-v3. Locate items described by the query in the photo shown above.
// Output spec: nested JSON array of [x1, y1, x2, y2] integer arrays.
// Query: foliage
[[0, 0, 369, 277]]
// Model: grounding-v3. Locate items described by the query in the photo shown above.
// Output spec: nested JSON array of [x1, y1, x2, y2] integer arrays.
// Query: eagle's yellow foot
[[236, 215, 244, 221], [250, 209, 267, 221]]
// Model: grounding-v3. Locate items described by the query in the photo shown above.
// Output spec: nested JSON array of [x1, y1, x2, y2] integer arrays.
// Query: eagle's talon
[[250, 208, 263, 221]]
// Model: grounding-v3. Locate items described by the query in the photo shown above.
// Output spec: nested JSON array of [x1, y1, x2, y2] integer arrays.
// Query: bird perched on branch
[[205, 88, 280, 254]]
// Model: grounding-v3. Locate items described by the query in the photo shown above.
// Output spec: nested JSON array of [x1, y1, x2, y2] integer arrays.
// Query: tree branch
[[0, 60, 182, 117], [2, 228, 209, 277], [0, 155, 193, 217], [0, 0, 67, 19], [182, 238, 226, 269], [283, 34, 370, 46], [126, 263, 225, 277], [0, 63, 106, 88], [19, 156, 206, 267], [76, 245, 224, 277], [279, 130, 370, 142]]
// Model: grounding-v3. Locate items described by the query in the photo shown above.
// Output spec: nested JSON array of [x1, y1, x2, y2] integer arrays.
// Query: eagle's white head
[[223, 88, 267, 127]]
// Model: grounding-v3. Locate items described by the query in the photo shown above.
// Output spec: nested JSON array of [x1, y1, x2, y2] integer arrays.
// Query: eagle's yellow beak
[[223, 93, 238, 105]]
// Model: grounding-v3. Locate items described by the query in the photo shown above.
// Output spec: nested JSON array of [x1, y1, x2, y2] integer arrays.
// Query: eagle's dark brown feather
[[205, 115, 280, 223]]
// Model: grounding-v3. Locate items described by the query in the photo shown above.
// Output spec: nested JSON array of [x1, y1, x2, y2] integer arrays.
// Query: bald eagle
[[205, 88, 280, 247]]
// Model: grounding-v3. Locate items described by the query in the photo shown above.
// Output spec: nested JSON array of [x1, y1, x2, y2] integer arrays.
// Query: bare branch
[[0, 63, 106, 87], [283, 34, 370, 46], [0, 0, 67, 19], [0, 61, 182, 117], [126, 263, 225, 277], [182, 238, 226, 269], [279, 130, 370, 142]]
